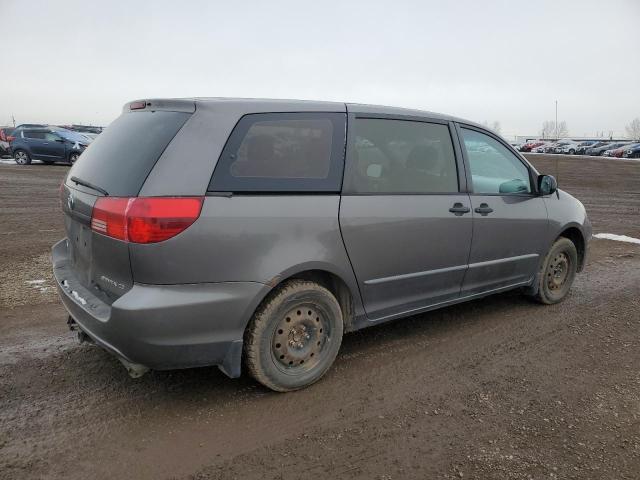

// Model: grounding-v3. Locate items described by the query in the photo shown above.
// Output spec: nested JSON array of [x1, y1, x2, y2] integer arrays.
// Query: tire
[[244, 279, 344, 392], [69, 152, 80, 164], [13, 150, 31, 165], [533, 238, 578, 305], [568, 149, 575, 155]]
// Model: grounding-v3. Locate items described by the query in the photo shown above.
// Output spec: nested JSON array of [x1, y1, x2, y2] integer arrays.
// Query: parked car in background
[[586, 143, 622, 156], [554, 140, 580, 154], [0, 126, 15, 157], [540, 142, 560, 153], [601, 143, 631, 157], [531, 142, 552, 153], [520, 140, 545, 152], [604, 143, 634, 158], [10, 126, 93, 165], [623, 143, 640, 158], [52, 97, 590, 391], [576, 141, 603, 155]]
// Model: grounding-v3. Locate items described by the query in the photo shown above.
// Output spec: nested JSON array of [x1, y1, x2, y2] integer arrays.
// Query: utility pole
[[555, 100, 558, 140], [11, 115, 15, 127]]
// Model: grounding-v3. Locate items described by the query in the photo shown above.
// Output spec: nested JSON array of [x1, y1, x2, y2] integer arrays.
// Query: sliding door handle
[[449, 203, 471, 216]]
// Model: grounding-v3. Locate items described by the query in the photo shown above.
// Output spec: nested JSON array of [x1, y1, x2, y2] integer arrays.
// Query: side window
[[44, 132, 60, 141], [209, 112, 346, 192], [24, 130, 46, 139], [461, 128, 532, 194], [344, 118, 458, 194]]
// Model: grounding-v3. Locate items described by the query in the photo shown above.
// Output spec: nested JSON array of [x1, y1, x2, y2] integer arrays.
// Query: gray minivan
[[53, 98, 591, 391]]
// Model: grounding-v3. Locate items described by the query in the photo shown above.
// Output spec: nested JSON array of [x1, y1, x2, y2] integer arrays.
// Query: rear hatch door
[[61, 102, 193, 303]]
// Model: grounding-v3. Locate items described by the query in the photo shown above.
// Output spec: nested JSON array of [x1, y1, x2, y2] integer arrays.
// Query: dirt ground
[[1, 155, 639, 480]]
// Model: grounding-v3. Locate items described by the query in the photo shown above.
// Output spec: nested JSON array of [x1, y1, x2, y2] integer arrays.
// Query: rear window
[[67, 111, 190, 197], [208, 112, 346, 192]]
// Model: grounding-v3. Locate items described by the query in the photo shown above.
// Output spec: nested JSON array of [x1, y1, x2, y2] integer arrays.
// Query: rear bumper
[[52, 239, 270, 378]]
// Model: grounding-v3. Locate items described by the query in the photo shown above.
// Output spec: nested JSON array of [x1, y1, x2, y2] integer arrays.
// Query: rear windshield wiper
[[70, 176, 109, 196]]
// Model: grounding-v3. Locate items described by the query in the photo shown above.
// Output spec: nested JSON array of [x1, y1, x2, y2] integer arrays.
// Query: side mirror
[[538, 174, 557, 196]]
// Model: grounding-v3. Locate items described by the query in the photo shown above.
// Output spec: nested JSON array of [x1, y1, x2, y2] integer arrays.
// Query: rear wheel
[[13, 150, 31, 165], [244, 280, 343, 392], [534, 238, 578, 304], [69, 152, 80, 164]]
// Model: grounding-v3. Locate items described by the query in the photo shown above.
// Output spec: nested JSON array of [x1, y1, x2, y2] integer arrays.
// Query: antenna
[[554, 101, 559, 186]]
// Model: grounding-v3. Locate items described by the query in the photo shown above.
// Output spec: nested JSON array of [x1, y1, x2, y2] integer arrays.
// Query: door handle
[[474, 203, 494, 216], [449, 202, 471, 216]]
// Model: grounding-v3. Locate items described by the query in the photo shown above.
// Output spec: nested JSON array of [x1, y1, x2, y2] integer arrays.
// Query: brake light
[[7, 135, 15, 142], [129, 101, 147, 110], [91, 197, 203, 243]]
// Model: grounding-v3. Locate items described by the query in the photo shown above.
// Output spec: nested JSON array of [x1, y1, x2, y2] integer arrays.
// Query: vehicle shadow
[[61, 288, 535, 401]]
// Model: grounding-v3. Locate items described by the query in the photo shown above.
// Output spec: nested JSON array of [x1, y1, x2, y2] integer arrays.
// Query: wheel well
[[559, 227, 586, 272], [283, 270, 356, 332]]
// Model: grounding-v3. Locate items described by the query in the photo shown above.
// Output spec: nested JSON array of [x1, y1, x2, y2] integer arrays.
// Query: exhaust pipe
[[77, 330, 91, 344], [118, 358, 150, 379], [67, 315, 150, 379]]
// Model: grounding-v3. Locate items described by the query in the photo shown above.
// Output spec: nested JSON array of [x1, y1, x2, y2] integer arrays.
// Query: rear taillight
[[7, 135, 15, 142], [91, 197, 203, 243]]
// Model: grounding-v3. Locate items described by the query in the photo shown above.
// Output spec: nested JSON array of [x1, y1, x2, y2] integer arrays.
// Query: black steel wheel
[[534, 237, 578, 304], [244, 280, 343, 392]]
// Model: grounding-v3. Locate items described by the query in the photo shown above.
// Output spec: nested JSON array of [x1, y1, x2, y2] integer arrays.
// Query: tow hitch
[[66, 315, 150, 379], [67, 315, 91, 344]]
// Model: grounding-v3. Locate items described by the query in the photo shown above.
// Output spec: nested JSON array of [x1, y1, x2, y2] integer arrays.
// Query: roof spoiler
[[123, 99, 196, 114]]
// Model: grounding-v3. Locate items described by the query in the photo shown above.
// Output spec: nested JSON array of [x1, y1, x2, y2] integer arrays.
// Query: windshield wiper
[[70, 176, 109, 196]]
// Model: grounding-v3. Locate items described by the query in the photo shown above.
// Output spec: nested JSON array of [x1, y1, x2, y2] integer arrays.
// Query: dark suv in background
[[10, 126, 92, 165], [53, 98, 591, 392]]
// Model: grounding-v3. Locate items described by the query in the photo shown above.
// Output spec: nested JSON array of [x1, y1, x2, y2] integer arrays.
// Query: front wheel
[[244, 280, 344, 392], [534, 238, 578, 304], [14, 150, 31, 165]]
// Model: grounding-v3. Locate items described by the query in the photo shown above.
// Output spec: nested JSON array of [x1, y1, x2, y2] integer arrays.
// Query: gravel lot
[[1, 154, 639, 480]]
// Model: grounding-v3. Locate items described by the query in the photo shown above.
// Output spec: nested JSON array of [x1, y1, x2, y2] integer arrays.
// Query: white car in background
[[554, 140, 580, 154]]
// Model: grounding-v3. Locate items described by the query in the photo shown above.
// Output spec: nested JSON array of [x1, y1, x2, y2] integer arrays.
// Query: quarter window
[[344, 118, 458, 194], [209, 113, 346, 192], [461, 128, 531, 194]]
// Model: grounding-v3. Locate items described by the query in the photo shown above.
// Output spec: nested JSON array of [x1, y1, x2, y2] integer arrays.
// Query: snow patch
[[71, 290, 87, 305], [26, 279, 46, 285], [594, 233, 640, 245]]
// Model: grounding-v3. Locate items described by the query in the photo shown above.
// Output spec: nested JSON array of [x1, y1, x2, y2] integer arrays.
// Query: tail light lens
[[91, 197, 203, 243]]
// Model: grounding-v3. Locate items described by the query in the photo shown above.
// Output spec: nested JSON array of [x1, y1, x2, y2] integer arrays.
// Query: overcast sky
[[1, 0, 638, 138]]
